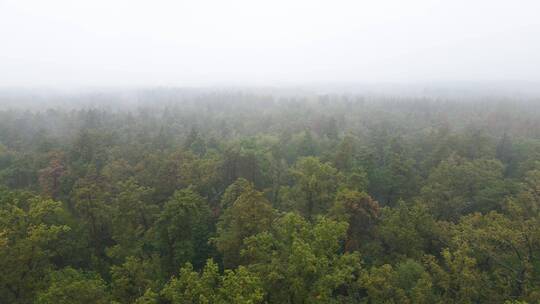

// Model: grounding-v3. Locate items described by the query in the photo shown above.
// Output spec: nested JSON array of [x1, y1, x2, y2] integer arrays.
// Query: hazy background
[[1, 0, 540, 88]]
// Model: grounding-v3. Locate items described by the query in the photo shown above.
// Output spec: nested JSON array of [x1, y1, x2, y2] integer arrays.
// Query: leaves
[[36, 268, 110, 304], [162, 259, 264, 304], [214, 184, 276, 268]]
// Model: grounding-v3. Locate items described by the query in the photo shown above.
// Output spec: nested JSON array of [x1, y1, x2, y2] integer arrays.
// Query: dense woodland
[[1, 90, 540, 303]]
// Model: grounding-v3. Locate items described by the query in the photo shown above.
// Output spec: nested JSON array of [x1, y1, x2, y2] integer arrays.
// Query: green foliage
[[156, 187, 212, 272], [220, 178, 252, 210], [367, 136, 419, 204], [280, 157, 341, 219], [36, 267, 110, 304], [1, 94, 540, 303], [214, 185, 276, 268], [421, 155, 510, 220], [243, 213, 361, 303], [449, 212, 540, 302], [360, 260, 435, 304], [108, 178, 158, 260], [162, 259, 265, 304], [373, 202, 443, 263], [110, 256, 162, 303], [424, 247, 488, 303], [71, 165, 113, 263], [134, 289, 160, 304], [329, 189, 380, 252], [0, 192, 71, 303]]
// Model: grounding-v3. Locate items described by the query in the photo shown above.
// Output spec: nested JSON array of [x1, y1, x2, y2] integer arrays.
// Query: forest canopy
[[1, 89, 540, 303]]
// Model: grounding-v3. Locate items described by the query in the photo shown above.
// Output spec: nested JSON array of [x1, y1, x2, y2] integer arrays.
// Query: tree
[[424, 247, 488, 303], [367, 137, 419, 205], [0, 191, 71, 303], [221, 146, 262, 187], [214, 185, 276, 268], [110, 256, 162, 304], [360, 260, 435, 304], [242, 213, 360, 304], [71, 166, 113, 267], [329, 189, 380, 252], [185, 127, 207, 157], [134, 289, 160, 304], [496, 133, 515, 175], [323, 117, 339, 140], [162, 259, 265, 304], [155, 187, 212, 272], [36, 267, 110, 304], [297, 129, 317, 157], [135, 150, 219, 203], [505, 165, 540, 218], [374, 202, 443, 263], [108, 178, 158, 260], [450, 212, 540, 302], [220, 178, 252, 210], [421, 155, 510, 221], [333, 136, 355, 171], [38, 151, 66, 199], [279, 157, 341, 219], [0, 153, 37, 189]]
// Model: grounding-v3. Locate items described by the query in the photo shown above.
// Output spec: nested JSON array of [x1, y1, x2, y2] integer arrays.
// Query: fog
[[1, 0, 540, 88]]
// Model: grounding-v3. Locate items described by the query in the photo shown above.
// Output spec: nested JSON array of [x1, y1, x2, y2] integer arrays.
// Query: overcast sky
[[1, 0, 539, 87]]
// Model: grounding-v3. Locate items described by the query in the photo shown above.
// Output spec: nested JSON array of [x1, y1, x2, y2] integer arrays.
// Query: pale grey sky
[[1, 0, 539, 87]]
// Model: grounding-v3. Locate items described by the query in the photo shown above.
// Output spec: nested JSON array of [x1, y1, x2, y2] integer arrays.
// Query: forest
[[1, 89, 540, 303]]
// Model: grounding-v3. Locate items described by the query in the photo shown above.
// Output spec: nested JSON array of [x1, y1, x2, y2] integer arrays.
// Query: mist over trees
[[1, 89, 540, 303]]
